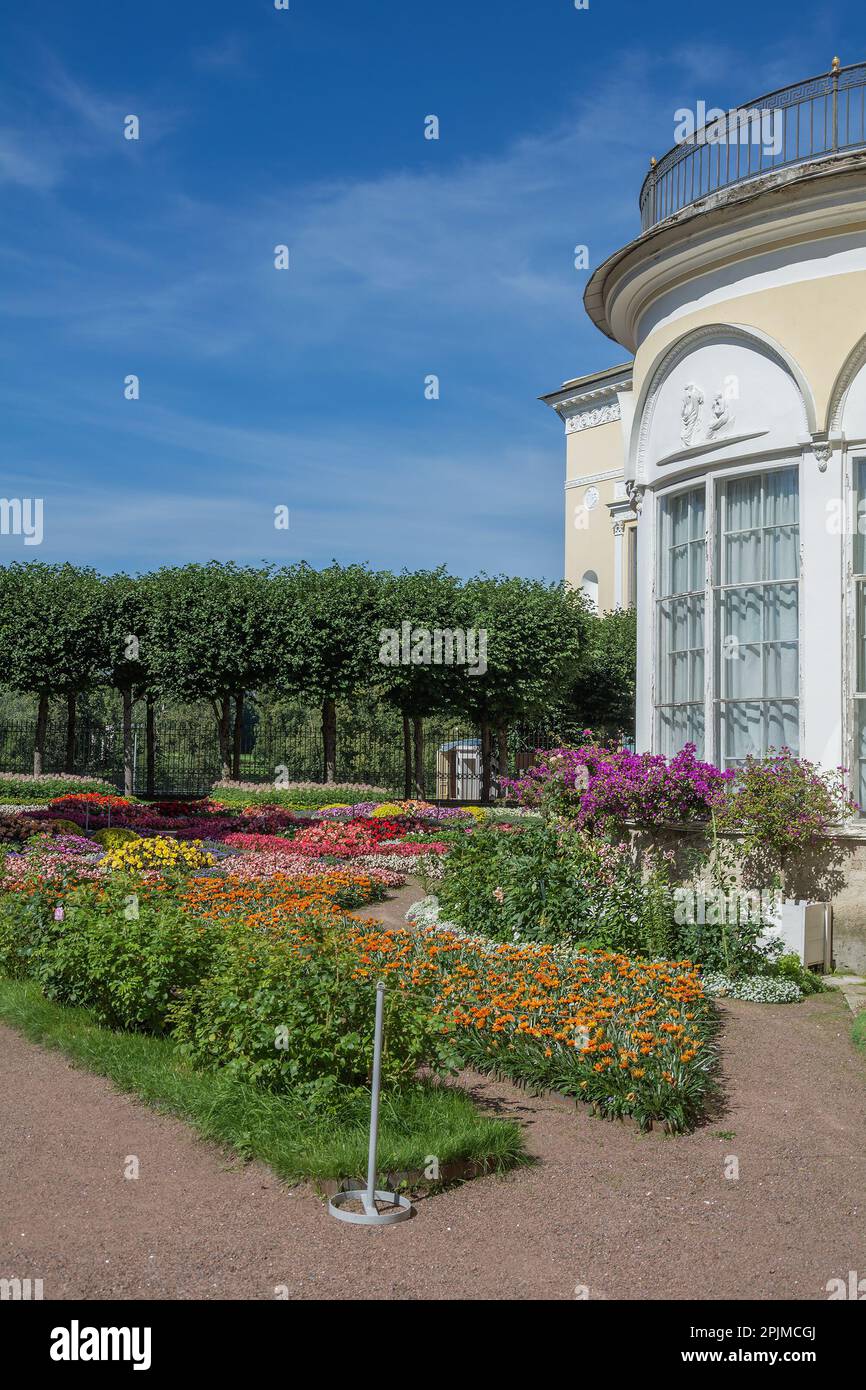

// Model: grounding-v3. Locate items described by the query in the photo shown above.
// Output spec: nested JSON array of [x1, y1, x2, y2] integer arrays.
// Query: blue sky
[[0, 0, 859, 578]]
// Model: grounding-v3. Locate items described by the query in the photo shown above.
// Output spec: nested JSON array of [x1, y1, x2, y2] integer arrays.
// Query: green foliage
[[668, 896, 778, 977], [169, 925, 456, 1090], [456, 574, 590, 727], [774, 951, 828, 995], [270, 562, 382, 706], [564, 606, 636, 738], [91, 827, 140, 848], [0, 562, 105, 700], [0, 774, 116, 803], [436, 821, 657, 955], [715, 751, 856, 882], [0, 880, 220, 1033]]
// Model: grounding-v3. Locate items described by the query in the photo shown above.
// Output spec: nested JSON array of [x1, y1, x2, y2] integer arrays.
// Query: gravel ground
[[2, 976, 865, 1301]]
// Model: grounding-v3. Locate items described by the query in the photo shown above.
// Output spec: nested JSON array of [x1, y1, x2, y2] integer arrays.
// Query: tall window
[[716, 467, 799, 767], [854, 460, 866, 811], [656, 488, 706, 756]]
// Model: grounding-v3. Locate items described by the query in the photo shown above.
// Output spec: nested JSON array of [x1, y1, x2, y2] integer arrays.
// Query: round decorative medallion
[[584, 486, 600, 511]]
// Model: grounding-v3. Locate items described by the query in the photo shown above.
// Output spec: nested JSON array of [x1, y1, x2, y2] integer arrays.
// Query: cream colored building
[[547, 57, 866, 795], [541, 363, 637, 613]]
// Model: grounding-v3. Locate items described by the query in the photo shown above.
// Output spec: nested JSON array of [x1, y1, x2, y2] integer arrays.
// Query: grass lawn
[[0, 975, 526, 1187], [853, 1009, 866, 1055]]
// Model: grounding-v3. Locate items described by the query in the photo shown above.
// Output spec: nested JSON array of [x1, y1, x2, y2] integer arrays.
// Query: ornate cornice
[[565, 401, 622, 433]]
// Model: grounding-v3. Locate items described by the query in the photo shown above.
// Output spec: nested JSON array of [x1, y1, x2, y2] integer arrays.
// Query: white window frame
[[651, 459, 803, 766], [654, 481, 708, 758]]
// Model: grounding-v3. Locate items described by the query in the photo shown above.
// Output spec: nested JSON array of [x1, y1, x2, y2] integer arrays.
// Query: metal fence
[[0, 714, 581, 801], [640, 59, 866, 230]]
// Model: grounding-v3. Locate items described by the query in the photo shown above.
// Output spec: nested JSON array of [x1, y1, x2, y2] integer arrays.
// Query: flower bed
[[375, 905, 717, 1131]]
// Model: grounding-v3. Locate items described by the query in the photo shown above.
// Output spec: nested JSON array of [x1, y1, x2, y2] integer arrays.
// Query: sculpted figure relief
[[680, 382, 704, 446]]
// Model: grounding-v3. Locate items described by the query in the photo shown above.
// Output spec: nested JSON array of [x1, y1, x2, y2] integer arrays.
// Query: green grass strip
[[0, 976, 525, 1185], [853, 1010, 866, 1056]]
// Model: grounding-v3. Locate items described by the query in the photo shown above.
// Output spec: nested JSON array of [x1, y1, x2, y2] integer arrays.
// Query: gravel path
[[2, 977, 865, 1301]]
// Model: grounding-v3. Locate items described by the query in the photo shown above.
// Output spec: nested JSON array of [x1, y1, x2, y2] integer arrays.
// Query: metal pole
[[364, 980, 386, 1214]]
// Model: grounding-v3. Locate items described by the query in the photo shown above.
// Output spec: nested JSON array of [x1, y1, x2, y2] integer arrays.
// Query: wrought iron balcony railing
[[639, 58, 866, 231]]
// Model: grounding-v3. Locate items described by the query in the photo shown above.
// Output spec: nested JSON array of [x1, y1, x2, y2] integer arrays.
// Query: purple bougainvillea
[[502, 741, 733, 832]]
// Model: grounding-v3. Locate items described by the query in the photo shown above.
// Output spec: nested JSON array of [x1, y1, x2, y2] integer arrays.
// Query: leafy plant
[[169, 922, 455, 1090]]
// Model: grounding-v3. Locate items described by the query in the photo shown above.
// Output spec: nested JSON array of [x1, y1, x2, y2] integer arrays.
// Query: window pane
[[726, 475, 762, 531], [766, 700, 799, 754], [724, 643, 762, 699], [858, 704, 866, 812], [764, 583, 798, 640], [723, 586, 762, 644], [725, 528, 761, 584], [689, 539, 706, 591], [671, 544, 689, 594], [723, 701, 763, 761], [763, 467, 798, 525], [656, 487, 706, 760], [764, 642, 798, 697], [764, 524, 799, 581]]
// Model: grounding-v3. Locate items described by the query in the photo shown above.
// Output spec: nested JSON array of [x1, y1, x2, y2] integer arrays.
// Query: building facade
[[549, 59, 866, 816]]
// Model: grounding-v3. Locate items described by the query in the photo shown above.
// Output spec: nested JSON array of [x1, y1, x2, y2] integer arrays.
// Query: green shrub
[[774, 951, 828, 995], [0, 774, 117, 804], [667, 894, 778, 977], [49, 818, 93, 836], [16, 880, 220, 1033], [91, 827, 140, 849], [169, 925, 455, 1091], [436, 822, 660, 955], [210, 780, 394, 811]]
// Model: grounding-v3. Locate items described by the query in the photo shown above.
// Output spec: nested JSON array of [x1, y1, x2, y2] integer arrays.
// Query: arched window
[[581, 570, 599, 613]]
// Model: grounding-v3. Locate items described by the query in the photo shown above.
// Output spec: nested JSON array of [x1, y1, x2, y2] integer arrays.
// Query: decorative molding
[[565, 401, 621, 433], [612, 520, 626, 537], [809, 437, 834, 471], [828, 332, 866, 432], [564, 467, 624, 490], [655, 430, 768, 469], [626, 480, 646, 515]]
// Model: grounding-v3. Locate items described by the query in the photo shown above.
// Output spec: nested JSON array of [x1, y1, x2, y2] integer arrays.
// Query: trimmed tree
[[269, 563, 382, 784], [146, 563, 276, 781], [0, 562, 105, 775], [374, 567, 466, 797], [455, 575, 590, 803]]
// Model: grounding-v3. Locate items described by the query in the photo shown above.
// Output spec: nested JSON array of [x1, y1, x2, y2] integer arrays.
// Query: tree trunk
[[33, 692, 49, 777], [402, 714, 412, 800], [145, 695, 155, 798], [322, 698, 337, 784], [64, 691, 77, 774], [232, 691, 245, 780], [122, 686, 134, 797], [412, 717, 425, 799], [480, 720, 493, 806], [496, 723, 509, 799], [218, 697, 232, 782]]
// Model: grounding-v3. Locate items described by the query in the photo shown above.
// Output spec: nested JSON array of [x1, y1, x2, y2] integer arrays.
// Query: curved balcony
[[639, 58, 866, 231]]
